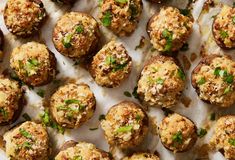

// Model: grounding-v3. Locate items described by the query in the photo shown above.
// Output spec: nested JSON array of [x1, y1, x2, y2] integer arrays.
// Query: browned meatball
[[4, 0, 47, 37], [192, 55, 235, 107]]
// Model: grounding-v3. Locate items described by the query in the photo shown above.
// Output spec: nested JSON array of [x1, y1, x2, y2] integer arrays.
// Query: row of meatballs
[[2, 101, 235, 159], [2, 0, 235, 56]]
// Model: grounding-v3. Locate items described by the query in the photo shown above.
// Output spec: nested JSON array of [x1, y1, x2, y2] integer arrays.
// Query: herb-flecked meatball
[[0, 76, 24, 125], [210, 115, 235, 160], [122, 153, 160, 160], [4, 0, 46, 37], [55, 141, 112, 160], [50, 83, 96, 129], [101, 101, 149, 149], [89, 41, 132, 88], [137, 55, 185, 108], [192, 55, 235, 107], [3, 121, 50, 160], [53, 12, 100, 59], [159, 113, 197, 153], [10, 42, 57, 87], [99, 0, 143, 36], [212, 5, 235, 49], [147, 7, 193, 53]]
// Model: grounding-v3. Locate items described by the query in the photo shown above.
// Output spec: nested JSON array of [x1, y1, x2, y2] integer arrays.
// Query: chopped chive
[[209, 113, 216, 121], [135, 114, 141, 122], [22, 141, 32, 149], [36, 89, 45, 98], [172, 131, 183, 144], [177, 69, 186, 80], [197, 128, 207, 138], [197, 77, 206, 85], [124, 91, 132, 97], [228, 138, 235, 146], [102, 11, 112, 27], [62, 33, 73, 48], [156, 78, 164, 84], [116, 125, 133, 133], [75, 24, 84, 34], [115, 0, 127, 3], [19, 128, 32, 139], [89, 127, 98, 131], [220, 30, 229, 39]]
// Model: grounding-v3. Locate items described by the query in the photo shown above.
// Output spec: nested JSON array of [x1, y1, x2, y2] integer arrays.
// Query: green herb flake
[[220, 30, 229, 39], [75, 25, 84, 34], [65, 99, 80, 105], [36, 89, 45, 98], [102, 11, 112, 27], [179, 9, 190, 16], [124, 91, 132, 97], [172, 131, 183, 144], [62, 33, 73, 48], [209, 113, 216, 121], [0, 108, 8, 119], [135, 114, 141, 122], [162, 29, 173, 52], [99, 114, 106, 121], [116, 125, 133, 133], [73, 156, 83, 160], [22, 142, 32, 149], [197, 77, 206, 85], [19, 128, 32, 139], [22, 113, 31, 121], [197, 128, 207, 138], [132, 86, 139, 99], [156, 78, 164, 84], [214, 67, 221, 76], [177, 69, 186, 80], [225, 75, 234, 84], [89, 127, 98, 131], [233, 16, 235, 24], [224, 87, 232, 94], [105, 55, 116, 65], [115, 0, 127, 3], [28, 58, 39, 66], [228, 138, 235, 146]]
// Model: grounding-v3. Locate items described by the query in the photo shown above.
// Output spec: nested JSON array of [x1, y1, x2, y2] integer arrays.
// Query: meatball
[[10, 42, 57, 87], [0, 76, 24, 125], [159, 113, 197, 152], [137, 55, 185, 108], [50, 83, 96, 129], [89, 41, 132, 88], [210, 115, 235, 160], [3, 121, 50, 160], [101, 101, 148, 149], [55, 141, 112, 160], [192, 55, 235, 107], [0, 29, 4, 60], [4, 0, 46, 37], [122, 153, 160, 160], [147, 7, 193, 53], [99, 0, 143, 36], [53, 12, 100, 59], [212, 5, 235, 49]]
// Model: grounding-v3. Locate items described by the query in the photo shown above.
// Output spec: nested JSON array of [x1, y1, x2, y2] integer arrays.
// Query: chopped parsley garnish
[[89, 127, 98, 131], [40, 110, 65, 134], [36, 89, 45, 98], [177, 69, 186, 80], [197, 128, 207, 138], [62, 33, 73, 48], [105, 55, 116, 65], [19, 128, 32, 139], [0, 108, 8, 119], [220, 30, 229, 39], [135, 114, 141, 122], [99, 114, 106, 121], [162, 29, 173, 52], [233, 16, 235, 24], [22, 142, 32, 149], [172, 131, 183, 144], [214, 67, 234, 84], [73, 156, 83, 160], [224, 87, 232, 94], [179, 9, 190, 16], [116, 125, 133, 133], [124, 91, 132, 97], [115, 0, 127, 3], [75, 24, 84, 34], [65, 99, 81, 105], [228, 138, 235, 146], [22, 113, 31, 121], [197, 77, 206, 85], [102, 11, 112, 27], [225, 75, 234, 84], [105, 55, 127, 72], [132, 86, 139, 99], [24, 58, 40, 76], [209, 113, 216, 121], [156, 78, 164, 84]]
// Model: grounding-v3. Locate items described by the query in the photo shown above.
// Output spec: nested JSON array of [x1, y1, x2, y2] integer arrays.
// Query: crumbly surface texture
[[0, 77, 22, 124], [101, 101, 148, 149], [4, 0, 46, 37], [53, 12, 100, 59], [137, 55, 185, 108], [210, 116, 235, 160], [148, 7, 193, 52], [192, 55, 235, 107], [99, 0, 143, 36], [55, 142, 111, 160], [90, 41, 132, 88], [212, 5, 235, 49], [3, 121, 49, 160], [122, 153, 160, 160], [10, 42, 57, 87], [159, 113, 197, 152], [50, 83, 96, 129]]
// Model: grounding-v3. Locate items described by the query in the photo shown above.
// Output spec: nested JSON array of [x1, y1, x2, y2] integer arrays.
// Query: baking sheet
[[0, 0, 234, 159]]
